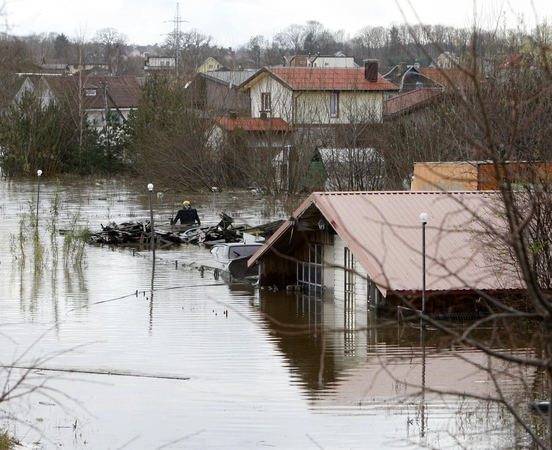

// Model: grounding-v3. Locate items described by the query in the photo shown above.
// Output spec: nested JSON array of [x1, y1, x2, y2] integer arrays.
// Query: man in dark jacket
[[171, 201, 201, 226]]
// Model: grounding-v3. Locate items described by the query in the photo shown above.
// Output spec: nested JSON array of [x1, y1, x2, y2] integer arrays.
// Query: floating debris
[[88, 214, 285, 248]]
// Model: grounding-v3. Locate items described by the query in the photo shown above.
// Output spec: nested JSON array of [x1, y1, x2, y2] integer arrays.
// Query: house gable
[[197, 57, 225, 73]]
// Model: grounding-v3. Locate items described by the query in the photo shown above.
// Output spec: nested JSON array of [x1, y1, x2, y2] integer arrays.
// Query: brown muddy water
[[0, 177, 543, 449]]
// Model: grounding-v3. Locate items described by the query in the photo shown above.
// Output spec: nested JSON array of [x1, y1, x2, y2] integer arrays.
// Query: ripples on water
[[0, 178, 542, 449]]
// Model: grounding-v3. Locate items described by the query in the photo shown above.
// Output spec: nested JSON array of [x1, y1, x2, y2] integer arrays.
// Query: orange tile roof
[[384, 88, 443, 116], [217, 117, 290, 132], [250, 191, 523, 296], [259, 67, 399, 92]]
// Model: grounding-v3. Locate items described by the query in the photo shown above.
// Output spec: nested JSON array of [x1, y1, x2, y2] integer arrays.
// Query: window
[[85, 89, 97, 97], [330, 92, 339, 117], [344, 247, 355, 300], [261, 93, 271, 112], [297, 243, 323, 294]]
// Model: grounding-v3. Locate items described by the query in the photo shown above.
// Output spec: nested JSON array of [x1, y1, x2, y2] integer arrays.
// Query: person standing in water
[[171, 201, 201, 226]]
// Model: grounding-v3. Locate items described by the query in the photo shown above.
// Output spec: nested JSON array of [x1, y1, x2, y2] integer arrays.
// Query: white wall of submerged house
[[315, 235, 380, 335]]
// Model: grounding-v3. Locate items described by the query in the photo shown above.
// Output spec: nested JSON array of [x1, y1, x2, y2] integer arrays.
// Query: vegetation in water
[[9, 181, 91, 267], [0, 431, 13, 450]]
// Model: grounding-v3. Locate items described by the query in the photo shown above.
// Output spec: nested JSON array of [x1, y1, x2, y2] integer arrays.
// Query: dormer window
[[85, 89, 97, 97]]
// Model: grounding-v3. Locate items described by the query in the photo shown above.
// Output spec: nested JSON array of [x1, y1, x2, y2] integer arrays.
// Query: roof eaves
[[235, 67, 268, 91]]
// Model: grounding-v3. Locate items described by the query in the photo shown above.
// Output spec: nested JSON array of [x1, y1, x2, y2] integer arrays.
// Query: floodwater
[[0, 177, 544, 449]]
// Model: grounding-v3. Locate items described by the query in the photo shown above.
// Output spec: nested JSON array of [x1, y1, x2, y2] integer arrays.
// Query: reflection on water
[[0, 177, 545, 449]]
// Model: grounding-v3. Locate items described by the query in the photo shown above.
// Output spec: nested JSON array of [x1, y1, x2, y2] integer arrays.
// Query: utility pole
[[166, 3, 188, 76]]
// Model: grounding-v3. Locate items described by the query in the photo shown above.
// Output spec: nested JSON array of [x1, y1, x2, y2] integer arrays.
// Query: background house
[[382, 63, 443, 94], [249, 191, 523, 315], [288, 53, 359, 68], [187, 70, 254, 116], [144, 56, 176, 72], [15, 75, 142, 128], [237, 61, 398, 126], [197, 57, 225, 73]]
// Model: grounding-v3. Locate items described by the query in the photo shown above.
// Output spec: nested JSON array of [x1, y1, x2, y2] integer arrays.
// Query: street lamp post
[[36, 170, 42, 226], [419, 212, 428, 328], [147, 183, 155, 259]]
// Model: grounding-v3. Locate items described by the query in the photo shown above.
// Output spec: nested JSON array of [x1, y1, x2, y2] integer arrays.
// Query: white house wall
[[250, 75, 293, 122], [332, 235, 369, 307], [330, 235, 369, 356], [295, 91, 383, 124], [323, 243, 334, 296]]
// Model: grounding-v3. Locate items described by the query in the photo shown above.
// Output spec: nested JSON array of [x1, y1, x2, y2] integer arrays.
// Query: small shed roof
[[249, 191, 524, 296], [384, 88, 443, 117]]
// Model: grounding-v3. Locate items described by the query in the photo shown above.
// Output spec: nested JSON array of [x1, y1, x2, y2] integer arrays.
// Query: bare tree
[[94, 27, 128, 74]]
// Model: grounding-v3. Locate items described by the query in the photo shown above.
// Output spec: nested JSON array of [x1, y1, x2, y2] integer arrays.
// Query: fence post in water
[[36, 170, 42, 226], [147, 183, 155, 260]]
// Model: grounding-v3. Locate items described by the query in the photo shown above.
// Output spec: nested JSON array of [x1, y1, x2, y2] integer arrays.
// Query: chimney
[[364, 59, 379, 82]]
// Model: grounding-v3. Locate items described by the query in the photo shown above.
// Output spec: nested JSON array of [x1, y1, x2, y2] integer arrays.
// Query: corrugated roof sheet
[[241, 67, 399, 92], [384, 88, 443, 116], [201, 70, 257, 86], [250, 191, 524, 295]]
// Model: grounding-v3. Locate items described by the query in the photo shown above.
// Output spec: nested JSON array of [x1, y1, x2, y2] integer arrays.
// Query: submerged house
[[248, 191, 523, 314]]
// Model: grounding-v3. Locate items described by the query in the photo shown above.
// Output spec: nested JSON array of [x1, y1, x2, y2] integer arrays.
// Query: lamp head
[[147, 183, 154, 192], [419, 212, 428, 224], [37, 170, 42, 177]]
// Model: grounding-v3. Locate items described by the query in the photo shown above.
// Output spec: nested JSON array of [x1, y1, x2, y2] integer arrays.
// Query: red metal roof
[[384, 88, 443, 116], [247, 67, 399, 92], [250, 191, 524, 296], [216, 117, 290, 132]]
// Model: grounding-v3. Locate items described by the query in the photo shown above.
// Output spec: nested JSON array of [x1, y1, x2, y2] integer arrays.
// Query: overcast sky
[[4, 0, 552, 48]]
